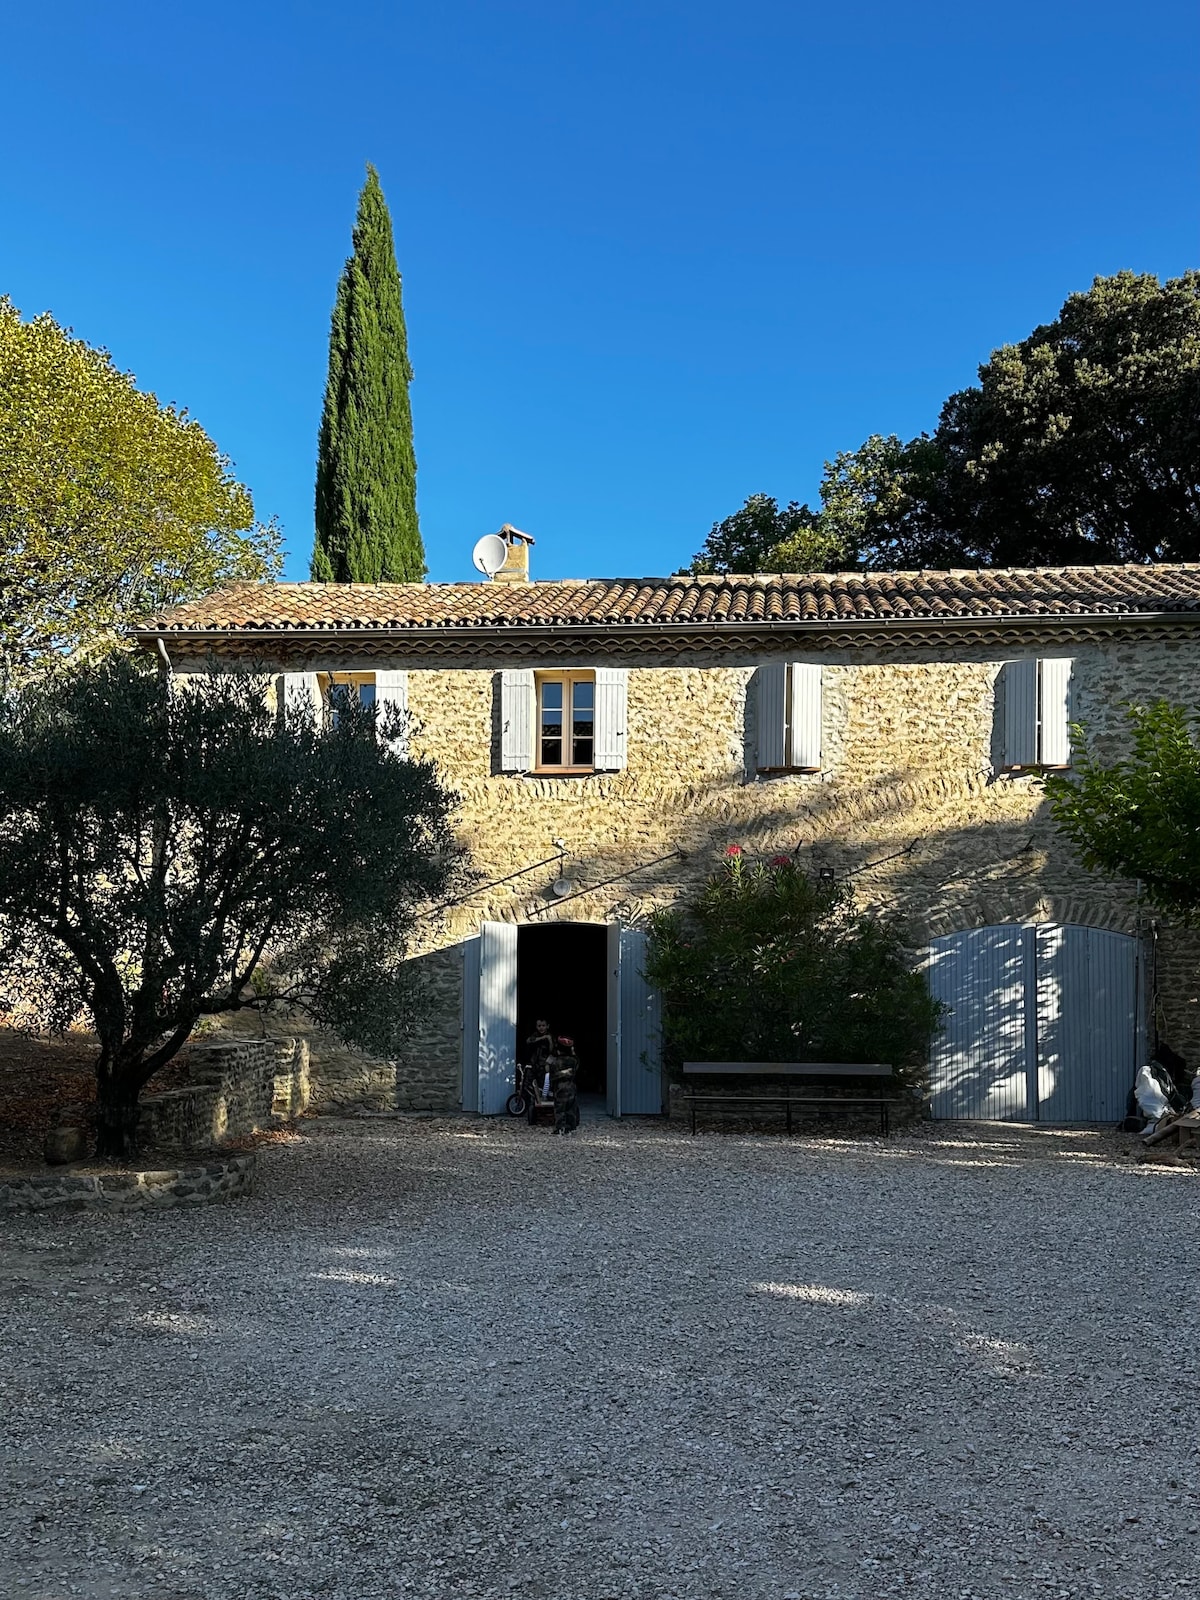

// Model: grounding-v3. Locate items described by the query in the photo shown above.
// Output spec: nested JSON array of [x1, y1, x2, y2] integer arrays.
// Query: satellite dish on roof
[[472, 533, 508, 577]]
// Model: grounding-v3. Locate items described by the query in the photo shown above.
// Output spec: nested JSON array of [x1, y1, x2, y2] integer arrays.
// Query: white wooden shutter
[[755, 663, 787, 770], [374, 670, 409, 756], [478, 921, 518, 1114], [1038, 658, 1073, 767], [788, 663, 822, 770], [499, 670, 535, 772], [593, 668, 628, 771], [279, 671, 323, 726], [1001, 660, 1038, 767]]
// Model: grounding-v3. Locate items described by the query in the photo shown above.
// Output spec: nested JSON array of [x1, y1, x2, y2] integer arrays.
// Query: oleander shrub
[[644, 847, 941, 1087]]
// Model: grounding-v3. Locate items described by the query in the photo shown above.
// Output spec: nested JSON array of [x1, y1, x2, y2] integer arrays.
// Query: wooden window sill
[[532, 767, 596, 777]]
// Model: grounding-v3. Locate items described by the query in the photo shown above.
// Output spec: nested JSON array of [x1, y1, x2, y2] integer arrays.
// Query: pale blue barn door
[[478, 921, 518, 1114], [1035, 926, 1137, 1123], [617, 927, 663, 1115], [461, 936, 480, 1113], [605, 924, 663, 1117], [928, 925, 1033, 1120], [928, 923, 1137, 1122], [606, 924, 621, 1118]]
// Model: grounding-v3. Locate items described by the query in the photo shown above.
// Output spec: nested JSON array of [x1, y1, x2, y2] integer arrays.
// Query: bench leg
[[690, 1101, 696, 1136], [786, 1099, 792, 1136], [880, 1103, 889, 1138]]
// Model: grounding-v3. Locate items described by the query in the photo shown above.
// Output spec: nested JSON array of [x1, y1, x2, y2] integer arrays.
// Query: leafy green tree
[[930, 271, 1200, 565], [688, 273, 1200, 573], [1045, 703, 1200, 922], [0, 658, 466, 1156], [643, 847, 940, 1085], [0, 299, 279, 677], [815, 433, 946, 568], [683, 494, 845, 574], [313, 165, 424, 583]]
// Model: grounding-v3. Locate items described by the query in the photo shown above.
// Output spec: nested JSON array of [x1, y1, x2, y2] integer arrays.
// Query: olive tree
[[0, 658, 467, 1156]]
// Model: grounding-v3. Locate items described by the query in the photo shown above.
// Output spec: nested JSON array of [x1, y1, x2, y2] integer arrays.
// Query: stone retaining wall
[[0, 1155, 254, 1213], [137, 1037, 309, 1151]]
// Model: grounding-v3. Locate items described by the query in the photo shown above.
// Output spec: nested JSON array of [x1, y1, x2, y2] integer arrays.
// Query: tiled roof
[[136, 567, 1200, 635]]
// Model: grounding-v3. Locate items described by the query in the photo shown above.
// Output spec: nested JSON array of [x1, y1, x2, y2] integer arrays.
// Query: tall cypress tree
[[312, 166, 424, 582]]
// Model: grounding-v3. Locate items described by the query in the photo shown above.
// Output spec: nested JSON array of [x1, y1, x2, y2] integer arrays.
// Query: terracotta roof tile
[[135, 566, 1200, 637]]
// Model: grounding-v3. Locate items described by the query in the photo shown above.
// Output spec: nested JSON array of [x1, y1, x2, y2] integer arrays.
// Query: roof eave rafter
[[130, 608, 1200, 651]]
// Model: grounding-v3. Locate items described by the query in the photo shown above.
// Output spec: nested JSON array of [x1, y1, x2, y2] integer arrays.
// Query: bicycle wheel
[[505, 1092, 528, 1117]]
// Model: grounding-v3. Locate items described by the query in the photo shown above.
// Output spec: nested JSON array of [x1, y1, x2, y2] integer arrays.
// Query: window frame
[[534, 670, 596, 774], [324, 672, 377, 726]]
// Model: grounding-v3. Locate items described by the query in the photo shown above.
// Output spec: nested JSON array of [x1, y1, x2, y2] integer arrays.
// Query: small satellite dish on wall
[[472, 533, 508, 577]]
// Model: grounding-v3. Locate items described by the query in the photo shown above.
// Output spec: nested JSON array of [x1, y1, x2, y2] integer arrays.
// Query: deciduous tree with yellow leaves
[[0, 299, 279, 675]]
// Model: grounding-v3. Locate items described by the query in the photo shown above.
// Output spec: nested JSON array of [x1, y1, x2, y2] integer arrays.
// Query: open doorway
[[517, 923, 608, 1096]]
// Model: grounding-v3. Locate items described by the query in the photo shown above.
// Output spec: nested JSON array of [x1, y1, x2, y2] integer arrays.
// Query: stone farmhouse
[[135, 537, 1200, 1125]]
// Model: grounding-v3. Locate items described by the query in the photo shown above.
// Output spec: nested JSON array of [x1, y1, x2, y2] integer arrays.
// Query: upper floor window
[[537, 672, 594, 771], [999, 658, 1072, 770], [755, 662, 822, 773], [327, 674, 377, 725], [498, 668, 627, 774]]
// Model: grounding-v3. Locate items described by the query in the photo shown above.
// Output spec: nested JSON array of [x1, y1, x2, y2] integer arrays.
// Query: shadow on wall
[[453, 763, 1191, 1107]]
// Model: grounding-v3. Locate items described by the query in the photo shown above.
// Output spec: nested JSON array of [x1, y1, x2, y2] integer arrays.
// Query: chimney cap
[[498, 523, 535, 547]]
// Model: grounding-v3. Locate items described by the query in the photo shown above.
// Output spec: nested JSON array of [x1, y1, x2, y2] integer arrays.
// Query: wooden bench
[[681, 1062, 901, 1137]]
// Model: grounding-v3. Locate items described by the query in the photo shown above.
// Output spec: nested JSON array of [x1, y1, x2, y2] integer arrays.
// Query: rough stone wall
[[214, 945, 466, 1114], [185, 633, 1200, 1108], [0, 1157, 254, 1214], [138, 1038, 307, 1151], [383, 636, 1200, 1080]]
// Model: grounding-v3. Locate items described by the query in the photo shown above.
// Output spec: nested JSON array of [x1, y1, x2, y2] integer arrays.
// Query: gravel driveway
[[2, 1115, 1198, 1600]]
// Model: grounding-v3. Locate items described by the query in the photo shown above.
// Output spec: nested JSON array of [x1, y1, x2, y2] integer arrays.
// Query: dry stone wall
[[138, 1037, 309, 1151], [0, 1157, 254, 1214]]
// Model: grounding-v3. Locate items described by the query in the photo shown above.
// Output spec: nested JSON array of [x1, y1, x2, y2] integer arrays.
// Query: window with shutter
[[1038, 659, 1073, 768], [593, 668, 628, 772], [999, 658, 1073, 769], [374, 670, 409, 756], [535, 671, 596, 772], [756, 663, 822, 772], [277, 671, 324, 726], [1000, 660, 1038, 768]]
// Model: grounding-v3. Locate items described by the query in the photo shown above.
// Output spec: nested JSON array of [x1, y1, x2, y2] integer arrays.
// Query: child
[[549, 1037, 580, 1135]]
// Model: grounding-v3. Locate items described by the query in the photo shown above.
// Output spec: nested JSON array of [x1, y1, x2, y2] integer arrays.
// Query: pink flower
[[769, 855, 792, 867], [724, 844, 743, 857]]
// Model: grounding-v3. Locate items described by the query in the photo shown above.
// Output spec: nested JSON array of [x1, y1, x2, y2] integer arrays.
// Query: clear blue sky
[[2, 1, 1197, 583]]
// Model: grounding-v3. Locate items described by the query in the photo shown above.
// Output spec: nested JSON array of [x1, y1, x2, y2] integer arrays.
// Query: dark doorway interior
[[517, 923, 608, 1096]]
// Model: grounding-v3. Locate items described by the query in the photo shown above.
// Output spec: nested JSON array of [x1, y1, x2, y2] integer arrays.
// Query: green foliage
[[687, 272, 1200, 573], [684, 494, 846, 575], [0, 657, 466, 1154], [1045, 702, 1200, 923], [313, 165, 424, 583], [0, 299, 279, 676], [643, 849, 941, 1084], [816, 433, 946, 567]]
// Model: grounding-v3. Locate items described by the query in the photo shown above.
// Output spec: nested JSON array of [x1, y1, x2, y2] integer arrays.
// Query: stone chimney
[[491, 524, 535, 584]]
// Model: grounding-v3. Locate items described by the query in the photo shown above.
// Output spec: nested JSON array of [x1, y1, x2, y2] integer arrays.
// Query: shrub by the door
[[643, 848, 940, 1086]]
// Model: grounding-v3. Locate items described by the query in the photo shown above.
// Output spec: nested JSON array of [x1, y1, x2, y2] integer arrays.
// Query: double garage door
[[928, 923, 1141, 1123]]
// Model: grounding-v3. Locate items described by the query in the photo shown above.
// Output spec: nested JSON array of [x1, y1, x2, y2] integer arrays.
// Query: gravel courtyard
[[2, 1116, 1198, 1600]]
